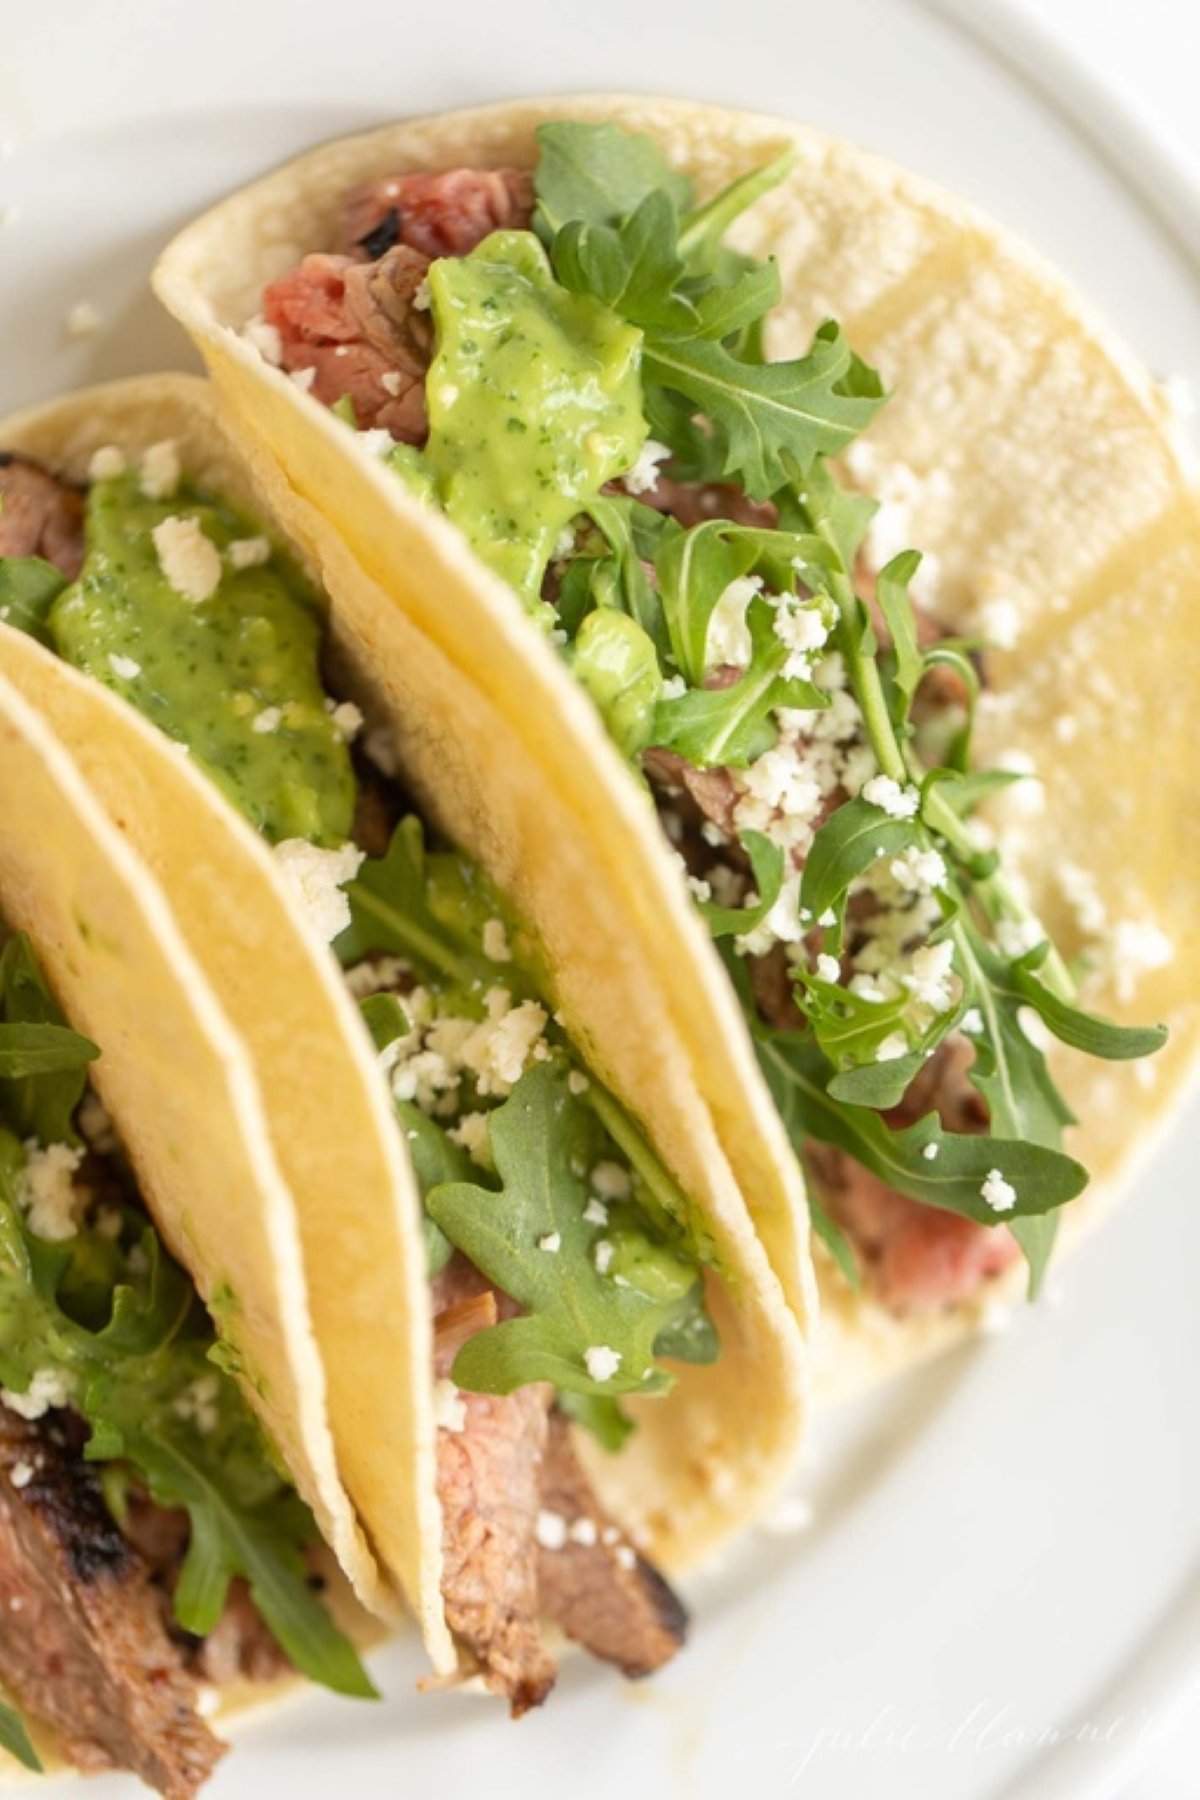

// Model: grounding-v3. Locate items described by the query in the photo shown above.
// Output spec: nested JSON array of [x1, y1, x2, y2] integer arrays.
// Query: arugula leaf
[[359, 991, 409, 1053], [578, 496, 671, 653], [534, 122, 693, 235], [875, 550, 924, 721], [557, 1389, 634, 1453], [676, 147, 796, 271], [655, 519, 768, 685], [698, 831, 785, 939], [954, 923, 1076, 1149], [427, 1065, 710, 1397], [652, 597, 826, 767], [927, 765, 1027, 817], [0, 1126, 373, 1699], [550, 192, 696, 333], [1009, 955, 1167, 1060], [799, 795, 918, 927], [0, 936, 96, 1146], [806, 1191, 861, 1291], [395, 1101, 473, 1277], [643, 320, 883, 499], [336, 817, 494, 989], [826, 1051, 928, 1110], [0, 555, 67, 647], [755, 1032, 1087, 1223], [0, 1699, 40, 1773]]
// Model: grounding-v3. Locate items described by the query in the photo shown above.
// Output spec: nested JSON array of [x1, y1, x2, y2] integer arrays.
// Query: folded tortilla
[[154, 96, 1200, 1392], [0, 374, 808, 1695], [0, 671, 383, 1781]]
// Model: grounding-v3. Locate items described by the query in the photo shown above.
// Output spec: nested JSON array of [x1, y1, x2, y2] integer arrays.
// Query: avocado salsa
[[0, 446, 717, 1427], [248, 118, 1167, 1314]]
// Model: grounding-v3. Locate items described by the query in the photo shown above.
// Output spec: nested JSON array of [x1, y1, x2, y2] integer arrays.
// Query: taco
[[153, 96, 1199, 1389], [0, 675, 380, 1792], [0, 376, 806, 1713]]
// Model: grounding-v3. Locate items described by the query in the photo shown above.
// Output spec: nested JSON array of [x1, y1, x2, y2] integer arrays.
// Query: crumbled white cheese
[[380, 371, 404, 397], [432, 1379, 467, 1432], [567, 1070, 589, 1096], [362, 723, 400, 774], [87, 444, 126, 482], [227, 534, 272, 571], [535, 1509, 568, 1550], [996, 917, 1045, 960], [621, 438, 670, 496], [288, 365, 317, 392], [593, 1239, 615, 1275], [902, 940, 957, 1017], [615, 1544, 637, 1570], [569, 1516, 599, 1547], [344, 955, 410, 999], [8, 1461, 33, 1490], [66, 300, 102, 338], [1107, 919, 1173, 1003], [242, 314, 283, 366], [582, 1197, 609, 1228], [447, 1111, 492, 1167], [815, 953, 841, 984], [977, 597, 1021, 650], [922, 1142, 939, 1161], [981, 1169, 1017, 1213], [584, 1345, 622, 1384], [482, 919, 512, 963], [77, 1091, 117, 1154], [359, 428, 395, 458], [890, 845, 946, 893], [861, 775, 920, 819], [17, 1143, 85, 1241], [772, 596, 829, 678], [1, 1369, 72, 1420], [139, 439, 181, 501], [151, 515, 222, 604], [705, 575, 761, 671], [107, 653, 141, 681], [661, 674, 687, 701], [172, 1373, 220, 1435], [960, 1007, 984, 1035], [875, 1032, 910, 1063], [326, 698, 363, 743], [252, 706, 283, 735], [538, 1232, 562, 1254], [272, 839, 365, 944], [590, 1161, 631, 1201], [412, 278, 431, 313]]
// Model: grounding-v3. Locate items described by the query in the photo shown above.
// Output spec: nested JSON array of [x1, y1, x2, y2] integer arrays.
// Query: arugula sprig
[[533, 122, 885, 497], [0, 1698, 40, 1774], [427, 1063, 716, 1398], [0, 938, 373, 1699]]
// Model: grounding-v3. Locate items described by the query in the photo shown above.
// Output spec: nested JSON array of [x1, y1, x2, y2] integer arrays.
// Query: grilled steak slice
[[339, 167, 534, 262], [0, 1405, 223, 1798], [0, 453, 85, 579], [432, 1259, 556, 1714], [537, 1411, 686, 1678]]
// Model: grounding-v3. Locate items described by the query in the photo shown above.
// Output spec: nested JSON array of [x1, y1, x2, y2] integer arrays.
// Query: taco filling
[[230, 124, 1167, 1314], [0, 932, 371, 1793], [0, 443, 710, 1708]]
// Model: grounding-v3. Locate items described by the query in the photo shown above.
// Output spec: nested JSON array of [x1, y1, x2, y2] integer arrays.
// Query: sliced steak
[[263, 246, 433, 438], [643, 747, 740, 839], [0, 453, 85, 579], [536, 1411, 686, 1678], [0, 1405, 223, 1798], [639, 477, 778, 531], [432, 1259, 556, 1714], [340, 168, 534, 261]]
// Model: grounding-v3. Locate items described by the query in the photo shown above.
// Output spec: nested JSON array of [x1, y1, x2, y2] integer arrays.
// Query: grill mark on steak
[[0, 452, 85, 580], [537, 1411, 686, 1678], [432, 1259, 556, 1714], [0, 1405, 223, 1799]]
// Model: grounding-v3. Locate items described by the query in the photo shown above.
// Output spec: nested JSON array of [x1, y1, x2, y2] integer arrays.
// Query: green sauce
[[419, 231, 646, 609], [49, 473, 355, 846]]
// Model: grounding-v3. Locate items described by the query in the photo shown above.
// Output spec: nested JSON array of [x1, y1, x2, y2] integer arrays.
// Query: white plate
[[2, 3, 1198, 1796]]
